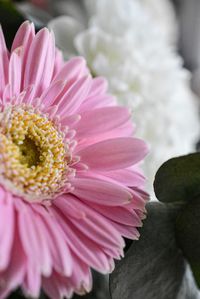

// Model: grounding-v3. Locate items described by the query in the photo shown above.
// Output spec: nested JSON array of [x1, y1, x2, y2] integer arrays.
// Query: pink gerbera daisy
[[0, 21, 148, 299]]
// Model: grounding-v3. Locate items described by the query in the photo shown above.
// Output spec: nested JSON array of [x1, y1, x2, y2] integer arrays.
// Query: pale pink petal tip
[[0, 21, 149, 299]]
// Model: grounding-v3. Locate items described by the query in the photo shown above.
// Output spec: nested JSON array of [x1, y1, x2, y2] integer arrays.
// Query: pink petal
[[40, 80, 65, 107], [34, 206, 72, 277], [0, 26, 9, 96], [80, 94, 116, 112], [60, 114, 81, 127], [23, 28, 53, 96], [69, 256, 92, 291], [130, 188, 148, 210], [42, 271, 74, 299], [11, 21, 35, 85], [113, 222, 140, 240], [89, 77, 108, 97], [54, 196, 86, 220], [2, 84, 11, 105], [75, 107, 130, 138], [53, 207, 112, 273], [0, 190, 14, 271], [52, 49, 64, 78], [56, 76, 91, 116], [63, 195, 124, 249], [20, 85, 36, 105], [0, 229, 26, 294], [75, 121, 134, 153], [17, 204, 51, 276], [53, 57, 89, 83], [56, 195, 124, 247], [11, 21, 35, 53], [72, 177, 132, 205], [22, 264, 41, 298], [41, 31, 56, 92], [9, 47, 22, 96], [77, 137, 149, 170], [105, 168, 146, 187], [42, 275, 62, 299], [91, 204, 142, 227]]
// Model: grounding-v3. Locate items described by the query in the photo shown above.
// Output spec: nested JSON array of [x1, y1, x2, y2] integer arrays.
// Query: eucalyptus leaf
[[0, 0, 25, 49], [154, 153, 200, 203], [109, 202, 195, 299], [176, 198, 200, 289]]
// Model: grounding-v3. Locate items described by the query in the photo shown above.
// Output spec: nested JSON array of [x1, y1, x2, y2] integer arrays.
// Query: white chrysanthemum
[[48, 0, 199, 196], [83, 0, 177, 44], [140, 0, 177, 44]]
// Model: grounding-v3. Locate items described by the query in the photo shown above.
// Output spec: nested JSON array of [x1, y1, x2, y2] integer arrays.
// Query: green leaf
[[0, 0, 25, 49], [109, 202, 196, 299], [154, 153, 200, 203], [176, 198, 200, 289]]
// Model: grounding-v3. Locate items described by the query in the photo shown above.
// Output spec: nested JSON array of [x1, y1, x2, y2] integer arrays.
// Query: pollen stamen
[[0, 105, 73, 202]]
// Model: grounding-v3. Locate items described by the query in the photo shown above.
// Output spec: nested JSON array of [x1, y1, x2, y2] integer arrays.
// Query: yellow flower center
[[0, 106, 71, 202]]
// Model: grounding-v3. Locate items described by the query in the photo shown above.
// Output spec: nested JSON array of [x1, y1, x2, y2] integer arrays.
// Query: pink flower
[[0, 21, 148, 298]]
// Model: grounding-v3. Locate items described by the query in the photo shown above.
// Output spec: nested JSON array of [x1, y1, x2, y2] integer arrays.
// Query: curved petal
[[0, 26, 9, 96], [53, 49, 64, 78], [0, 189, 15, 271], [33, 205, 73, 277], [22, 264, 41, 298], [61, 195, 124, 250], [56, 76, 91, 116], [17, 203, 52, 276], [40, 80, 66, 107], [75, 107, 131, 138], [72, 177, 132, 206], [0, 228, 26, 295], [80, 94, 116, 111], [53, 57, 89, 84], [89, 77, 108, 97], [105, 168, 146, 187], [9, 48, 22, 97], [90, 204, 142, 227], [11, 21, 35, 53], [77, 137, 149, 170], [53, 206, 112, 273], [23, 28, 55, 96]]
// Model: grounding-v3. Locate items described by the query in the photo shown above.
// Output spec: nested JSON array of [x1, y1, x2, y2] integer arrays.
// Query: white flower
[[48, 0, 199, 197], [139, 0, 178, 44]]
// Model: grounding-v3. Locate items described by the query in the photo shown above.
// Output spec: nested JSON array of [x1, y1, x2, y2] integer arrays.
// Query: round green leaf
[[109, 202, 194, 299], [154, 153, 200, 203], [176, 198, 200, 289]]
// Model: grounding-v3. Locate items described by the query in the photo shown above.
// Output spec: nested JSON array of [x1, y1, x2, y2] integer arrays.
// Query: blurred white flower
[[140, 0, 178, 44], [48, 0, 199, 197]]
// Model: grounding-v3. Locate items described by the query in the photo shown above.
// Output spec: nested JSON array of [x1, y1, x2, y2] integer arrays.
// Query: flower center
[[18, 137, 40, 167], [0, 106, 71, 202]]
